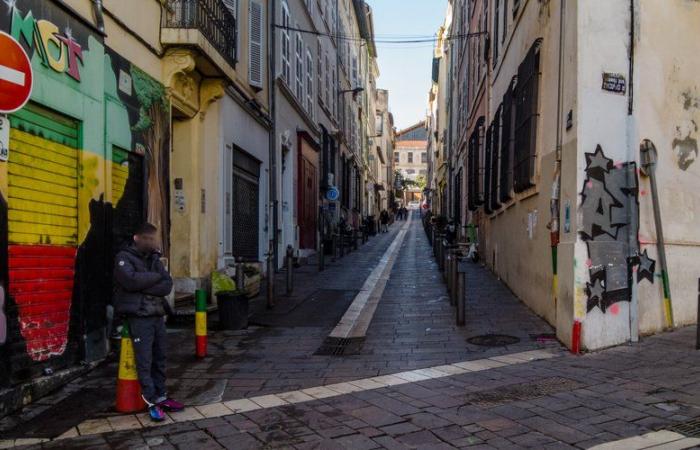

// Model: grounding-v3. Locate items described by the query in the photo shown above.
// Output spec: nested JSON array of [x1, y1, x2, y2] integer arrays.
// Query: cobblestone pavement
[[3, 211, 700, 449]]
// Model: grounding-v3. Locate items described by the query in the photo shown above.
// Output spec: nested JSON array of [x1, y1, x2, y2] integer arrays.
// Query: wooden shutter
[[249, 0, 263, 88]]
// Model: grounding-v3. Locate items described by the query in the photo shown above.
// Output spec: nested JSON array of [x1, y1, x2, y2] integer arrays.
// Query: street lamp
[[338, 87, 364, 100]]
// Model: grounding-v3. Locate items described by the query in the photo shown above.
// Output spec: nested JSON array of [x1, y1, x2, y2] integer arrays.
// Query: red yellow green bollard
[[115, 322, 145, 412], [195, 289, 207, 358]]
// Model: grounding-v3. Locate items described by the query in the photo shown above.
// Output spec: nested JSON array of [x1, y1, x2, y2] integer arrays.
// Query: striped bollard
[[115, 322, 145, 413], [195, 289, 207, 358]]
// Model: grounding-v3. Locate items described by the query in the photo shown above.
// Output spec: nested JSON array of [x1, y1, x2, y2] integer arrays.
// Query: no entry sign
[[0, 31, 33, 114]]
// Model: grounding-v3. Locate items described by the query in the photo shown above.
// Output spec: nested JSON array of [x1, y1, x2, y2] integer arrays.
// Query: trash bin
[[217, 291, 248, 330]]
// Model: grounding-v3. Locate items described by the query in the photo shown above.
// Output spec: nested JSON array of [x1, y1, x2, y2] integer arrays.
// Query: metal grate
[[464, 377, 583, 407], [315, 337, 365, 356], [232, 170, 259, 260], [467, 334, 521, 347], [667, 418, 700, 438]]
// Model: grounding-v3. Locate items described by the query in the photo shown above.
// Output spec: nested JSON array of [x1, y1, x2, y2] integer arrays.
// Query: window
[[454, 168, 463, 224], [317, 39, 323, 105], [502, 0, 508, 43], [421, 152, 427, 163], [467, 117, 485, 211], [484, 122, 493, 214], [295, 29, 304, 99], [408, 152, 413, 163], [306, 48, 314, 116], [325, 53, 330, 106], [500, 79, 515, 202], [513, 40, 542, 193], [490, 107, 502, 211], [351, 55, 358, 87], [493, 0, 500, 66], [513, 0, 521, 17], [406, 169, 416, 175], [248, 0, 263, 88], [419, 169, 427, 176], [394, 152, 400, 163], [280, 2, 291, 83]]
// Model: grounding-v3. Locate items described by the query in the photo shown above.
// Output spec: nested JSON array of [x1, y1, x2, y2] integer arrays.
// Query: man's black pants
[[129, 316, 167, 404]]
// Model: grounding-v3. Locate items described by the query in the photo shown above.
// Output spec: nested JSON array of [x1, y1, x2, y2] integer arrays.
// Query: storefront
[[0, 0, 169, 395]]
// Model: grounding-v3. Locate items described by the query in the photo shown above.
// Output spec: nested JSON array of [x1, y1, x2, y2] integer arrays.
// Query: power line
[[274, 24, 487, 45]]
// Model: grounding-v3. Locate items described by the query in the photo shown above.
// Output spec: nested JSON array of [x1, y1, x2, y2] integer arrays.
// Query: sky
[[367, 0, 448, 131]]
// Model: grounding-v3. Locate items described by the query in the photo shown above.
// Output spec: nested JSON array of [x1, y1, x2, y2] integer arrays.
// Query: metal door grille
[[232, 169, 259, 260]]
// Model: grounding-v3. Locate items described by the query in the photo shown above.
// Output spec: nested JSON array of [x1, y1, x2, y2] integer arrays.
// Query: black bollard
[[318, 242, 325, 272], [286, 245, 294, 296]]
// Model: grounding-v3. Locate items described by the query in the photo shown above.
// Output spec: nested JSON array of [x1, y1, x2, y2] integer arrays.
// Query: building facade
[[0, 0, 385, 415], [394, 121, 428, 204], [438, 0, 700, 351]]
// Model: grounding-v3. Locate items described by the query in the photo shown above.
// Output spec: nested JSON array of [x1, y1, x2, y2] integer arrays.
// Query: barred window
[[490, 106, 502, 211], [513, 39, 542, 193], [467, 117, 484, 211], [484, 122, 493, 214], [500, 78, 516, 203], [454, 167, 463, 224]]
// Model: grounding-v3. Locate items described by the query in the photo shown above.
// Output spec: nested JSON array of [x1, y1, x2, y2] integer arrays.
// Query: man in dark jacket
[[113, 223, 183, 421]]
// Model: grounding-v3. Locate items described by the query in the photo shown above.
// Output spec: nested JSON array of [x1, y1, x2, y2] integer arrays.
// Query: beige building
[[394, 121, 428, 203], [440, 0, 700, 351]]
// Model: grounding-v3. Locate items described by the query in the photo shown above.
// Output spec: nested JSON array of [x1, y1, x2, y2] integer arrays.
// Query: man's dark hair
[[134, 223, 158, 236]]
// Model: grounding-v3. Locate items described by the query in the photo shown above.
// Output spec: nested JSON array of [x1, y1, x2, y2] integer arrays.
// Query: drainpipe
[[269, 0, 279, 271], [627, 0, 640, 343], [549, 0, 566, 347], [640, 140, 674, 329], [92, 0, 105, 33]]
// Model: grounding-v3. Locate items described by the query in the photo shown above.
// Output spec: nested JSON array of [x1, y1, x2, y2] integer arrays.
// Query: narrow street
[[2, 212, 699, 449]]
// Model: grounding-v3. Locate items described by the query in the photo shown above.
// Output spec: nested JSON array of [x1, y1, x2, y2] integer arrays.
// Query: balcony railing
[[163, 0, 237, 66]]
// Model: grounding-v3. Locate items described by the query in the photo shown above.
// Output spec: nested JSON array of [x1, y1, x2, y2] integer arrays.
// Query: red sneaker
[[158, 398, 184, 412]]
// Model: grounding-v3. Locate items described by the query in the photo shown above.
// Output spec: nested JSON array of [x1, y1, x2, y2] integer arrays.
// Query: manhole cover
[[467, 334, 520, 347], [667, 418, 700, 437], [314, 337, 365, 356], [464, 377, 584, 407]]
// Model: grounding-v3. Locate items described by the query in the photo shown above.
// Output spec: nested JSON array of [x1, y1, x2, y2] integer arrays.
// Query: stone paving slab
[[4, 212, 700, 449]]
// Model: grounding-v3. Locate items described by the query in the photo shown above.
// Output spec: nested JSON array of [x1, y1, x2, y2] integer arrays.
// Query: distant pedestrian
[[400, 206, 408, 220], [113, 223, 183, 422], [380, 209, 390, 233]]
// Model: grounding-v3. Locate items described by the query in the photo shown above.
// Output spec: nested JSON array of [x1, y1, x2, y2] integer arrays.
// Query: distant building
[[394, 121, 428, 203]]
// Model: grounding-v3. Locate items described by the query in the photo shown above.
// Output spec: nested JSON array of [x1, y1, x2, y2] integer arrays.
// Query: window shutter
[[249, 0, 264, 88], [223, 0, 237, 18]]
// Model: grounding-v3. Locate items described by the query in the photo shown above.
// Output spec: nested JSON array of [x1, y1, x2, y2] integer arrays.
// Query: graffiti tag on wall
[[580, 145, 654, 313], [10, 8, 84, 81]]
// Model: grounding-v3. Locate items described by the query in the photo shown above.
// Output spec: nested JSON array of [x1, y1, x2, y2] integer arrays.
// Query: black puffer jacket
[[113, 244, 173, 317]]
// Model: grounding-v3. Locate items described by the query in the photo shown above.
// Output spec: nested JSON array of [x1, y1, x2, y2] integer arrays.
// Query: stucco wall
[[481, 0, 578, 338], [634, 0, 700, 334]]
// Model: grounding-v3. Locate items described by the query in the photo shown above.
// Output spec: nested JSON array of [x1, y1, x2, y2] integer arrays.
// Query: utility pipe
[[640, 140, 674, 329], [627, 0, 639, 343]]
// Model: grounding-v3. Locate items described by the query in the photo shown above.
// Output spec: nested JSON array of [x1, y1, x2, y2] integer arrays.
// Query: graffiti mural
[[580, 145, 647, 313], [106, 50, 170, 255], [0, 0, 169, 380]]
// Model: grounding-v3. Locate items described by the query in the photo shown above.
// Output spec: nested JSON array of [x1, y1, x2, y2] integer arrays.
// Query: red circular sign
[[0, 31, 33, 114]]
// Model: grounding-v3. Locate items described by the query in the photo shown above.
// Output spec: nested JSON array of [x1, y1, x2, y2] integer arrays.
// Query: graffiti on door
[[579, 145, 649, 313]]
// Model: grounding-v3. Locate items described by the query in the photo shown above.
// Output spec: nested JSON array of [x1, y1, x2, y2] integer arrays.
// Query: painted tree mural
[[131, 66, 170, 255]]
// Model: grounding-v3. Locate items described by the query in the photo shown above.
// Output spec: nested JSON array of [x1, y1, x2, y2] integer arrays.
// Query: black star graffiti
[[637, 249, 656, 284], [586, 279, 606, 312], [584, 145, 614, 180]]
